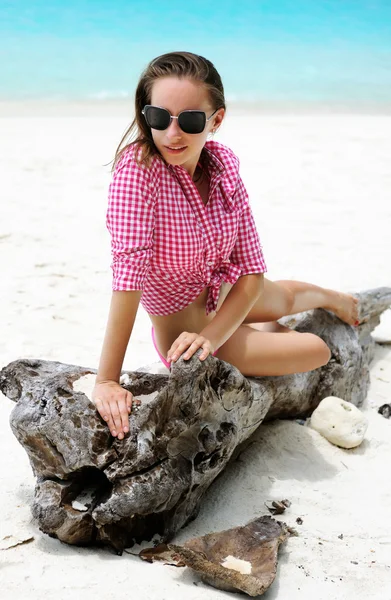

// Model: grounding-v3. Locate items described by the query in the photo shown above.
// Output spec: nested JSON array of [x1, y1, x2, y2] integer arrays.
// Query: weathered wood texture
[[169, 515, 290, 596], [1, 288, 390, 553]]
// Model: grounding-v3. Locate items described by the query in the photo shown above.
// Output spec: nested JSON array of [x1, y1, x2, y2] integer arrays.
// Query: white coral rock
[[309, 396, 368, 449]]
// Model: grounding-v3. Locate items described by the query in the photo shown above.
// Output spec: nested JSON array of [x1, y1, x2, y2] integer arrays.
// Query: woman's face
[[148, 76, 224, 177]]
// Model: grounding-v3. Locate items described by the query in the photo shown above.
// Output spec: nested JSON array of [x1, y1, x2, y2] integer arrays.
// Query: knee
[[283, 286, 295, 315], [311, 334, 331, 367]]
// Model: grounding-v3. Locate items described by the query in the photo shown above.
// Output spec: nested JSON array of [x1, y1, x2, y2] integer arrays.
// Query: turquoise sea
[[1, 0, 391, 108]]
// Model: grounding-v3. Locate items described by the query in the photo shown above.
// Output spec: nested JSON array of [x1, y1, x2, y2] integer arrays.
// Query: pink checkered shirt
[[106, 140, 267, 315]]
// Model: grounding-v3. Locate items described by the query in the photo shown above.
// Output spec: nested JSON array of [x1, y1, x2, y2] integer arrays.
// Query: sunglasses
[[142, 105, 218, 134]]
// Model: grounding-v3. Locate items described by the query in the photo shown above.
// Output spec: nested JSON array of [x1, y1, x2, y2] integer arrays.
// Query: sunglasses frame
[[142, 105, 219, 134]]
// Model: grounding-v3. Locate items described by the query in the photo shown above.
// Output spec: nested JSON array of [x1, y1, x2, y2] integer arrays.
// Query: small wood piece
[[168, 515, 289, 596]]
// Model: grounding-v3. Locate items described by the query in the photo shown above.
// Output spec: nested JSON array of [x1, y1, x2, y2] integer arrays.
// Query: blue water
[[1, 0, 391, 105]]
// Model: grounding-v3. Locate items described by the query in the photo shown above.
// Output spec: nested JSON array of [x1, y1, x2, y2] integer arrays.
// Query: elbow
[[235, 272, 264, 302], [252, 272, 265, 298]]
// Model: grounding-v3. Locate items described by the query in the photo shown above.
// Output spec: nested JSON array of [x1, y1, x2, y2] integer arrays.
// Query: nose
[[166, 117, 183, 141]]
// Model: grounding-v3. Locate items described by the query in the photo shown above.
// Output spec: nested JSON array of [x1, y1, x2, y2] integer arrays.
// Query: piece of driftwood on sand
[[1, 287, 390, 554], [139, 515, 290, 597]]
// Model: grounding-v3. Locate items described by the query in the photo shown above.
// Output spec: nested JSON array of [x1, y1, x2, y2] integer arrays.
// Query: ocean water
[[1, 0, 391, 107]]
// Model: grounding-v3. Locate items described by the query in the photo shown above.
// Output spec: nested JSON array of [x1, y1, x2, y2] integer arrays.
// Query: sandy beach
[[1, 105, 390, 599]]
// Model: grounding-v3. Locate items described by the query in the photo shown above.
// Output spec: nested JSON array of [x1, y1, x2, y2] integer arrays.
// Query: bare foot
[[325, 291, 360, 326]]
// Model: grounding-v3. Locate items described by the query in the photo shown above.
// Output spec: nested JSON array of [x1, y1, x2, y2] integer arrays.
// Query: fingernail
[[354, 320, 360, 326], [112, 430, 117, 436], [118, 433, 123, 440], [123, 427, 129, 433]]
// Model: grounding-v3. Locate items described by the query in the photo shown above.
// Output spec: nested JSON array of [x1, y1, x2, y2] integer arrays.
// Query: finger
[[168, 337, 199, 362], [126, 392, 133, 414], [182, 336, 212, 361], [93, 396, 107, 419], [199, 344, 213, 360], [167, 332, 188, 350], [117, 395, 130, 438], [110, 403, 123, 438], [182, 339, 204, 360], [167, 332, 194, 361], [191, 342, 211, 361], [94, 397, 114, 430], [167, 339, 187, 360], [168, 341, 194, 362], [105, 406, 117, 436]]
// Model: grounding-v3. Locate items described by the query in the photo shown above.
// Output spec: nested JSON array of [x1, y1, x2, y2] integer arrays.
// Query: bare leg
[[243, 278, 359, 326], [277, 280, 359, 324], [216, 322, 331, 377]]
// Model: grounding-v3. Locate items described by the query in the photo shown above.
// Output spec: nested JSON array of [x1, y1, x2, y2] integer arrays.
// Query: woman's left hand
[[167, 331, 215, 364]]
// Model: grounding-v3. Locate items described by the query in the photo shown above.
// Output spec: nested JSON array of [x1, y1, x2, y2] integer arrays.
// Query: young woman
[[92, 51, 359, 441]]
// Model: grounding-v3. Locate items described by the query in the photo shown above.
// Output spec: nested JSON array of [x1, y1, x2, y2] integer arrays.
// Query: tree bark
[[1, 287, 390, 553]]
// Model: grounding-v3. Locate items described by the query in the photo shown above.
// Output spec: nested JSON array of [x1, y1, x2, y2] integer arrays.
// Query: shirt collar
[[205, 141, 239, 211], [166, 141, 239, 212], [201, 143, 225, 177]]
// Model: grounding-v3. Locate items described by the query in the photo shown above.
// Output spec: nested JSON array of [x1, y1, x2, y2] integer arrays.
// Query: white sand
[[1, 106, 390, 599]]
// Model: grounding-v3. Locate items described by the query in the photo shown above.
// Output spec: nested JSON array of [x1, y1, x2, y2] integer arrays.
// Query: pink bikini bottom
[[151, 327, 219, 369]]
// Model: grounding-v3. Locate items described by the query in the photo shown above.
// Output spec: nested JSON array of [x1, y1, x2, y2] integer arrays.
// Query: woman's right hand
[[92, 380, 137, 440]]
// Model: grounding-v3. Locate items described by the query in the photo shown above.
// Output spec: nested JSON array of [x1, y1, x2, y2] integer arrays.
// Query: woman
[[92, 51, 359, 441]]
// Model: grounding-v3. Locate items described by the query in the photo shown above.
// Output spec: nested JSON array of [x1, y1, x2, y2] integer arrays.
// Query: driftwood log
[[1, 287, 390, 553]]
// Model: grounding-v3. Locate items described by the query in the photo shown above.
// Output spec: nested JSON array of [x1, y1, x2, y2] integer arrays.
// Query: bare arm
[[98, 152, 154, 437], [96, 290, 142, 383], [93, 290, 142, 439], [200, 273, 264, 350], [196, 176, 266, 355], [167, 274, 264, 363]]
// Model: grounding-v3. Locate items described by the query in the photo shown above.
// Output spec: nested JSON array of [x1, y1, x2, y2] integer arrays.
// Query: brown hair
[[113, 51, 226, 170]]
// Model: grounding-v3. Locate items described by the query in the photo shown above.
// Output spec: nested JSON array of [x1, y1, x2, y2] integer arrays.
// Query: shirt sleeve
[[229, 175, 267, 276], [106, 156, 154, 291]]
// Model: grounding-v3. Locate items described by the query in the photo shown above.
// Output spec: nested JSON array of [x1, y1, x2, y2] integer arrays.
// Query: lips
[[164, 145, 188, 154]]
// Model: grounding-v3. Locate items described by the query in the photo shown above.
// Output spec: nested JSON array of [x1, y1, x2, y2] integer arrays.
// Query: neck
[[193, 165, 204, 183], [182, 147, 207, 180]]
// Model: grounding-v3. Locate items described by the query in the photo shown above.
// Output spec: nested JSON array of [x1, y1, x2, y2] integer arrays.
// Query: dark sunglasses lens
[[145, 106, 170, 130], [178, 111, 206, 134]]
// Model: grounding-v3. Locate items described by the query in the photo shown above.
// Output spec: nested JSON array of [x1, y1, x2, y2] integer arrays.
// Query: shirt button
[[207, 260, 213, 266]]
